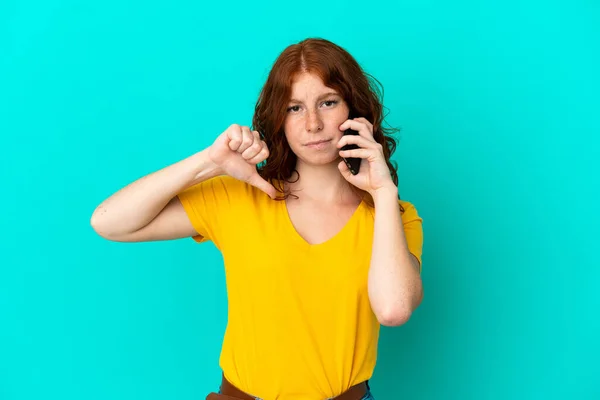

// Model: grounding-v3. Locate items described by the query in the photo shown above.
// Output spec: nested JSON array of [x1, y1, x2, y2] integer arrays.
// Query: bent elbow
[[376, 307, 412, 327], [90, 212, 117, 241], [90, 213, 103, 235]]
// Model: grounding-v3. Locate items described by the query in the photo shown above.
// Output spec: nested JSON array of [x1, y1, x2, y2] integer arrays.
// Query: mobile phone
[[341, 128, 361, 175]]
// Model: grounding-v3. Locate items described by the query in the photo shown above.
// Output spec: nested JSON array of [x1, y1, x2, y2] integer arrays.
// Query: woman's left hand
[[337, 117, 397, 196]]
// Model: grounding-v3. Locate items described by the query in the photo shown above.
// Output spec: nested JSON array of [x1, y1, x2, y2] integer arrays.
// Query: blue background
[[1, 1, 599, 399]]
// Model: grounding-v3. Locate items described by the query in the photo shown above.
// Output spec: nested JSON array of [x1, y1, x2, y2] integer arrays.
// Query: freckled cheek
[[284, 118, 304, 134], [283, 121, 304, 148], [333, 109, 350, 124]]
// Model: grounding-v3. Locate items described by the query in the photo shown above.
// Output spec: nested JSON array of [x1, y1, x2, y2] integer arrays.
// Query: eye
[[286, 105, 301, 113], [322, 100, 339, 107]]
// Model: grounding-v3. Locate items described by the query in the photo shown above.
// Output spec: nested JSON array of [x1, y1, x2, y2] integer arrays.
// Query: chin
[[297, 152, 341, 167]]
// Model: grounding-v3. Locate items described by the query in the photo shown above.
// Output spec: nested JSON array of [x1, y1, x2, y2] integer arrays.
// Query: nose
[[305, 110, 323, 133]]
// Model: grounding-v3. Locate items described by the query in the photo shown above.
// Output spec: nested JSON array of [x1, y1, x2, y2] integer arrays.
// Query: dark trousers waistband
[[214, 373, 368, 400]]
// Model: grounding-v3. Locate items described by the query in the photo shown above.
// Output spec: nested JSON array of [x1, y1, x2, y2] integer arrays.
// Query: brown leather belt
[[211, 373, 368, 400]]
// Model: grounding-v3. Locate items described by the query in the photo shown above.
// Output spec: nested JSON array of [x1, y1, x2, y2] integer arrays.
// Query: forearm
[[90, 148, 221, 237], [368, 186, 423, 326]]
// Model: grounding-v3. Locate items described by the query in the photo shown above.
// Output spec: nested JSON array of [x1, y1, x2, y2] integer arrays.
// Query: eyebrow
[[289, 92, 340, 104]]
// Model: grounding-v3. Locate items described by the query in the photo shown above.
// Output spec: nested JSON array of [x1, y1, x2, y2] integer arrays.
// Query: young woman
[[91, 37, 424, 400]]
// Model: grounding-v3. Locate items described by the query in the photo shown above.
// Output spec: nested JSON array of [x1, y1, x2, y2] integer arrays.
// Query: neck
[[286, 160, 360, 204]]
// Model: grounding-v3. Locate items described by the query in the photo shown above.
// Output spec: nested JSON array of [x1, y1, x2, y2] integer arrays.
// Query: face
[[283, 72, 350, 168]]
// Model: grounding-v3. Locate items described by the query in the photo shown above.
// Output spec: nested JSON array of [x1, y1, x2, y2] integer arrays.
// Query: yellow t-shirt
[[177, 175, 423, 400]]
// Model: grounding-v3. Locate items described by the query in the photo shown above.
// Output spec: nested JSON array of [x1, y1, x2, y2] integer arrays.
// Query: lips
[[305, 139, 332, 146]]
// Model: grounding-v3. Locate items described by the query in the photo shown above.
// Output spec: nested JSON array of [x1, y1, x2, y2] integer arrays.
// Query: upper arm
[[104, 196, 201, 242], [105, 175, 240, 245]]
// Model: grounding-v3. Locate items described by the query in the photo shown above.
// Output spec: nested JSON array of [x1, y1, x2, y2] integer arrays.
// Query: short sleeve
[[400, 201, 424, 272], [176, 175, 239, 249]]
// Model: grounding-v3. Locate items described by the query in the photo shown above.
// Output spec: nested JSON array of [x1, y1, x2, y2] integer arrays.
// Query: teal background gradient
[[1, 1, 599, 399]]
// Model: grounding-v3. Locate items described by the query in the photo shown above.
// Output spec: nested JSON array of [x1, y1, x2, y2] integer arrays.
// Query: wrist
[[190, 149, 223, 183], [371, 184, 398, 203]]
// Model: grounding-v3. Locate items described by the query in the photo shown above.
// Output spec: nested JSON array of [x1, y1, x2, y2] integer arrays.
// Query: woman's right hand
[[208, 124, 277, 199]]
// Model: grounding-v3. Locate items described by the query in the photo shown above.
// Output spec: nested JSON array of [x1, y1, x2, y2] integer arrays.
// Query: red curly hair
[[252, 37, 403, 209]]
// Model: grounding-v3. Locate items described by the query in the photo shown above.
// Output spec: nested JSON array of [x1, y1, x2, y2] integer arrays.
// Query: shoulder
[[191, 175, 275, 208], [398, 200, 422, 223], [398, 199, 417, 211], [179, 175, 249, 198]]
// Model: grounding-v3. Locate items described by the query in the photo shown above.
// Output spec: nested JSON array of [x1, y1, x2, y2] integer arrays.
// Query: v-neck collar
[[280, 197, 365, 248]]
